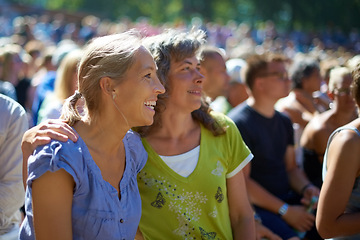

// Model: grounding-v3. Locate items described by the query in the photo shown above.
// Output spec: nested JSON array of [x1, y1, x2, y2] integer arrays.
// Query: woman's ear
[[99, 76, 114, 98]]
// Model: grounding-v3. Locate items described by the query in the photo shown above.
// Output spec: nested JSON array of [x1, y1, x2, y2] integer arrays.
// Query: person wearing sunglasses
[[301, 66, 357, 189]]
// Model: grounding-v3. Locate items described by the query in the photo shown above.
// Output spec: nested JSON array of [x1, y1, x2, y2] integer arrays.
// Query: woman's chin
[[141, 118, 154, 127]]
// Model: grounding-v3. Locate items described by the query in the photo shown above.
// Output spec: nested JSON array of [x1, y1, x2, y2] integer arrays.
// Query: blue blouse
[[20, 130, 147, 240]]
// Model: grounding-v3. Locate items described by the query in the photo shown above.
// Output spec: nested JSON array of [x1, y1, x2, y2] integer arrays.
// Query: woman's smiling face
[[165, 55, 205, 113], [113, 46, 165, 127]]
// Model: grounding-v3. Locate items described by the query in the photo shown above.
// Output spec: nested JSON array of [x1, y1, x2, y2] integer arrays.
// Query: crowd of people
[[1, 10, 360, 240]]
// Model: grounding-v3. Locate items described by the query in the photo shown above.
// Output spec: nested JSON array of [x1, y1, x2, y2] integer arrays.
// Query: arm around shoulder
[[22, 119, 78, 188]]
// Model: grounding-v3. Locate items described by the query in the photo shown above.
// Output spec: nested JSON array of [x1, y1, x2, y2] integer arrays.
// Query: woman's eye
[[145, 73, 151, 78]]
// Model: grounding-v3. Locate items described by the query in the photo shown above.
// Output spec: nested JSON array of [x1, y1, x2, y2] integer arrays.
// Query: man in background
[[200, 46, 249, 114], [0, 94, 28, 240], [228, 53, 321, 240]]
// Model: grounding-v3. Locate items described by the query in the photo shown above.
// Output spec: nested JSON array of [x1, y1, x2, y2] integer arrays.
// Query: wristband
[[278, 203, 288, 216], [301, 183, 313, 195], [254, 212, 262, 224]]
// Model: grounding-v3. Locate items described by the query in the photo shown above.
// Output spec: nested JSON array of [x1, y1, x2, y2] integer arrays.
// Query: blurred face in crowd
[[260, 61, 291, 101], [333, 74, 356, 112], [305, 68, 322, 93], [11, 53, 23, 74], [201, 53, 230, 100]]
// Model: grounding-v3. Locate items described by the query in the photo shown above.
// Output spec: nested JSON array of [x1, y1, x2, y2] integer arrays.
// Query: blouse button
[[120, 219, 124, 223]]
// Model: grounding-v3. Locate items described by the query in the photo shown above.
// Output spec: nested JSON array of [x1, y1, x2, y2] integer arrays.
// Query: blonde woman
[[37, 49, 83, 124], [20, 31, 165, 240]]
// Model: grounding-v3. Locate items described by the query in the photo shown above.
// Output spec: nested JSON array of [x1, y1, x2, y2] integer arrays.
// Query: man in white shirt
[[0, 94, 28, 240]]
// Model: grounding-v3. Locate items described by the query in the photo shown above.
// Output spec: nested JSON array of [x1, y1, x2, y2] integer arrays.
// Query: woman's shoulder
[[29, 139, 86, 177], [124, 129, 147, 171], [208, 111, 241, 137], [125, 129, 143, 147], [210, 111, 235, 126], [33, 138, 83, 156], [332, 123, 360, 145], [326, 122, 360, 175], [327, 123, 360, 165]]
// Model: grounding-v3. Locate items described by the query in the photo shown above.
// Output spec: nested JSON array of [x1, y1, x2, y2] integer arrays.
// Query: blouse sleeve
[[27, 140, 84, 190], [209, 111, 253, 178], [126, 130, 148, 174]]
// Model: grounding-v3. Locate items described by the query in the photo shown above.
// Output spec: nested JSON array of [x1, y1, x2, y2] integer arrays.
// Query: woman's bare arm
[[316, 130, 360, 238], [227, 170, 256, 239], [32, 169, 74, 240]]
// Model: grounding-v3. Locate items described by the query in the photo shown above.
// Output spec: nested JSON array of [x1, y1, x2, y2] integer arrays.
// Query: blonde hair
[[0, 44, 23, 83], [54, 49, 82, 101], [328, 67, 351, 93], [351, 63, 360, 106], [61, 31, 142, 126]]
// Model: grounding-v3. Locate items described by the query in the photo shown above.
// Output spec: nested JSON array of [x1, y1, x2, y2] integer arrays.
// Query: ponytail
[[60, 90, 83, 126]]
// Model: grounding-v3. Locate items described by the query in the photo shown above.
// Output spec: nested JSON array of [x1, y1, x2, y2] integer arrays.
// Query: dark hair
[[289, 57, 320, 89], [135, 29, 226, 137], [243, 53, 287, 90], [351, 63, 360, 107]]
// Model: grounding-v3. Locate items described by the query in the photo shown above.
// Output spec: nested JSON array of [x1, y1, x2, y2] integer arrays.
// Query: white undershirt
[[159, 146, 200, 177]]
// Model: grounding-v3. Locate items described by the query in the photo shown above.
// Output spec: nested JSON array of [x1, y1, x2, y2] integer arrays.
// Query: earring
[[112, 92, 116, 99]]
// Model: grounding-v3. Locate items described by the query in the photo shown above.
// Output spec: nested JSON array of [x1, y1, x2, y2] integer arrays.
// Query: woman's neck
[[156, 111, 197, 138], [74, 118, 127, 157], [145, 111, 201, 156]]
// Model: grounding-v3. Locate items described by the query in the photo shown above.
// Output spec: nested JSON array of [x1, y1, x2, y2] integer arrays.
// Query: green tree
[[8, 0, 360, 34]]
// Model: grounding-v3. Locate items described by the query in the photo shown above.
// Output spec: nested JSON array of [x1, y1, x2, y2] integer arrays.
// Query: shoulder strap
[[322, 126, 360, 180], [326, 126, 360, 151]]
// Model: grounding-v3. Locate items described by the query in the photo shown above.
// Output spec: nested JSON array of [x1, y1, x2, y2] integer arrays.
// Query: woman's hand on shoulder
[[22, 119, 78, 189], [22, 119, 78, 156]]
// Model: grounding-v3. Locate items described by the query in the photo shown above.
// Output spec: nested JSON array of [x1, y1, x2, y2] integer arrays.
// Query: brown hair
[[351, 63, 360, 107], [136, 29, 226, 137], [54, 49, 82, 101], [243, 53, 288, 90]]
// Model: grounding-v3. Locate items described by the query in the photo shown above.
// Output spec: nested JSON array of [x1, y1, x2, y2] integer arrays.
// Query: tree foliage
[[10, 0, 360, 33]]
